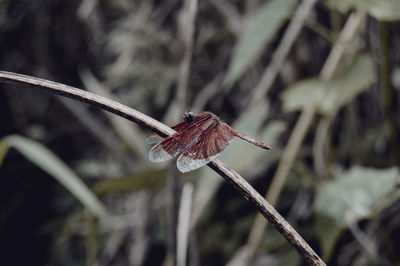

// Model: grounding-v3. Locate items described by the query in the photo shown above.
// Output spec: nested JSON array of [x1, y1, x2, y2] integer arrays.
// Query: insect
[[147, 111, 271, 173]]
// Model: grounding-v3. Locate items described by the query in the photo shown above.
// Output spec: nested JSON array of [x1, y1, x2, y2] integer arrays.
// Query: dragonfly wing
[[177, 153, 219, 173], [149, 112, 215, 165], [147, 120, 189, 145], [171, 121, 190, 132], [177, 123, 234, 172], [146, 133, 164, 144], [149, 136, 183, 162]]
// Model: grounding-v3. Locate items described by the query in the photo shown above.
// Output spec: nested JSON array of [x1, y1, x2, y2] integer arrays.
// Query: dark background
[[0, 0, 400, 265]]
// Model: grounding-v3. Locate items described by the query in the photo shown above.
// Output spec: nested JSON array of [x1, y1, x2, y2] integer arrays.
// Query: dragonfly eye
[[183, 111, 195, 123]]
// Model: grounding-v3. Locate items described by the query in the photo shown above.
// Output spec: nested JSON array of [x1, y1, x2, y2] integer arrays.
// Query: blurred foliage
[[224, 0, 297, 86], [0, 135, 107, 217], [282, 54, 376, 116], [315, 166, 399, 227], [327, 0, 400, 21], [315, 166, 400, 259], [0, 0, 400, 266]]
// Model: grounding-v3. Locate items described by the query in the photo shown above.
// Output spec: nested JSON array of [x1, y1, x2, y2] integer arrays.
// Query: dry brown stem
[[0, 70, 325, 265]]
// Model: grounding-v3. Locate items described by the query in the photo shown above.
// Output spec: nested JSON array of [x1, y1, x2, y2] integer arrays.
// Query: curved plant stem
[[0, 70, 325, 265], [209, 160, 325, 265]]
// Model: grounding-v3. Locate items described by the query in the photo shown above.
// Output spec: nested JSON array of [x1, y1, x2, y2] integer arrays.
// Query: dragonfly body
[[148, 112, 270, 172]]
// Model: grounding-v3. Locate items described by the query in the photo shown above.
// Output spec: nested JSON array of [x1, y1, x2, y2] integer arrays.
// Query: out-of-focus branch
[[164, 0, 198, 124], [163, 1, 198, 265], [312, 116, 331, 179], [379, 21, 399, 160], [176, 0, 197, 110], [249, 0, 318, 106], [207, 0, 242, 36], [246, 11, 366, 256], [192, 74, 223, 113], [0, 70, 325, 265], [177, 183, 194, 266]]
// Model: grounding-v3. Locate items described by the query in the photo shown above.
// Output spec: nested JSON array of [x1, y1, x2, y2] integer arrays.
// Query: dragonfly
[[147, 111, 271, 173]]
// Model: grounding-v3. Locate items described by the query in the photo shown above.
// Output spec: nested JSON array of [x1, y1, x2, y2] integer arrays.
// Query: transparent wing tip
[[146, 133, 163, 144], [176, 153, 219, 173], [149, 143, 174, 162]]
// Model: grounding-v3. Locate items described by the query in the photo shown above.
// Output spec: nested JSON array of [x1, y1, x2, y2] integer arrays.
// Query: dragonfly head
[[183, 111, 195, 123]]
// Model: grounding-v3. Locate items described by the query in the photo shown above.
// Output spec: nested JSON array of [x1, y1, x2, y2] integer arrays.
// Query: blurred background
[[0, 0, 400, 265]]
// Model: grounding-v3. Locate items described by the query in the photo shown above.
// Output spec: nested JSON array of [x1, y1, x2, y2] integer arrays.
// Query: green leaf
[[281, 78, 325, 112], [314, 166, 400, 227], [0, 140, 10, 166], [92, 169, 168, 196], [326, 0, 400, 21], [224, 0, 297, 86], [1, 135, 108, 218], [282, 54, 376, 116]]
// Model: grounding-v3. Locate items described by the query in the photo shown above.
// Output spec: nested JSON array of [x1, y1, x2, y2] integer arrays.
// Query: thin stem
[[379, 21, 398, 161], [0, 71, 174, 137], [207, 0, 242, 36], [165, 165, 180, 266], [177, 183, 194, 266], [164, 0, 197, 123], [163, 3, 199, 259], [209, 160, 325, 266], [79, 68, 149, 160], [0, 70, 325, 266], [312, 116, 332, 179]]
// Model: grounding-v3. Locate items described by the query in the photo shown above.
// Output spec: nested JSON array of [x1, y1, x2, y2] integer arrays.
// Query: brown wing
[[146, 119, 193, 145], [171, 120, 190, 133], [148, 136, 185, 162], [176, 122, 234, 172], [148, 113, 214, 163]]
